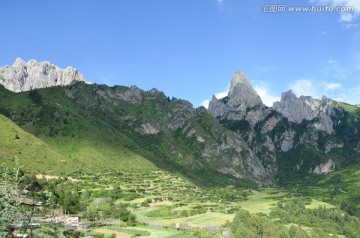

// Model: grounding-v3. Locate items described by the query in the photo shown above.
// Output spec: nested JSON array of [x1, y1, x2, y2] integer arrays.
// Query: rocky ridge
[[273, 91, 335, 134], [208, 71, 360, 182], [0, 58, 85, 92]]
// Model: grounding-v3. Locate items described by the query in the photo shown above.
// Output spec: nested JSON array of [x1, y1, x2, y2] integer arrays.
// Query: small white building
[[64, 216, 79, 225]]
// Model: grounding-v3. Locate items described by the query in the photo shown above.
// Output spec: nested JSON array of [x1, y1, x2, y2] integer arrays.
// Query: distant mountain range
[[1, 58, 359, 187]]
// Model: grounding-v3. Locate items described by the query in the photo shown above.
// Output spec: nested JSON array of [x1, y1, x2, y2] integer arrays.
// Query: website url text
[[262, 5, 354, 13]]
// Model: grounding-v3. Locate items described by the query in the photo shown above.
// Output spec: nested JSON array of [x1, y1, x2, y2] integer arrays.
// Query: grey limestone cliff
[[0, 58, 85, 92], [208, 71, 267, 125], [273, 91, 335, 134]]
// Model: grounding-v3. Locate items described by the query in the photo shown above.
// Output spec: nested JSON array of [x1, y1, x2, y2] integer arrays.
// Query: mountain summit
[[228, 71, 263, 107], [208, 71, 266, 126], [0, 58, 85, 92]]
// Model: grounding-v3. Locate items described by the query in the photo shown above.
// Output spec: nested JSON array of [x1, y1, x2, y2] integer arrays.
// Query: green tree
[[43, 190, 61, 238], [127, 213, 136, 226], [0, 162, 36, 237], [85, 204, 98, 221], [289, 225, 299, 238]]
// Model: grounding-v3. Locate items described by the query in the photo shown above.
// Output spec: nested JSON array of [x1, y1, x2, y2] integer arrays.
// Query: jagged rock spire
[[228, 71, 263, 107], [208, 71, 264, 120]]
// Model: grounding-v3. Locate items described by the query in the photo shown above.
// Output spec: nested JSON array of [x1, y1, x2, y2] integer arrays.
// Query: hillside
[[0, 114, 77, 174], [297, 163, 360, 217], [0, 84, 156, 175], [0, 83, 272, 187]]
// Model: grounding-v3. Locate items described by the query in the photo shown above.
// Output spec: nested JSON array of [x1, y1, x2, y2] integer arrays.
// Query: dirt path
[[95, 228, 133, 238]]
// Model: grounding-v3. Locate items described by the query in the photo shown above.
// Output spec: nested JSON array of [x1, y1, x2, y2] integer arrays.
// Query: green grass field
[[0, 114, 78, 174], [237, 188, 289, 214]]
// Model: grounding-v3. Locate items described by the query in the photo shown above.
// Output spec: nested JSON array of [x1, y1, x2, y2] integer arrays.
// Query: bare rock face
[[136, 123, 160, 135], [208, 95, 227, 118], [228, 71, 263, 108], [273, 91, 334, 134], [208, 71, 265, 123], [280, 130, 296, 152], [313, 159, 335, 174], [0, 58, 85, 92], [201, 133, 276, 186], [96, 85, 143, 105], [273, 90, 317, 123]]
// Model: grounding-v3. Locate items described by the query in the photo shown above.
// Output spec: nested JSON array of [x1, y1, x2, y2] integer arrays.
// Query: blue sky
[[1, 0, 360, 107]]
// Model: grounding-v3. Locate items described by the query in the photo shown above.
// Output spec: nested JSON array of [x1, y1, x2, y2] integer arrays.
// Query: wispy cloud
[[201, 99, 210, 108], [202, 83, 279, 108], [321, 59, 350, 80], [288, 78, 359, 104], [336, 84, 360, 104], [217, 0, 224, 11], [201, 87, 229, 109], [291, 79, 318, 98], [254, 84, 280, 107], [310, 0, 360, 25], [214, 89, 228, 99], [325, 82, 342, 90]]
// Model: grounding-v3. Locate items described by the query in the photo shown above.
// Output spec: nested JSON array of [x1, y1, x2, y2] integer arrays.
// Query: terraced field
[[3, 164, 350, 238], [72, 169, 331, 237]]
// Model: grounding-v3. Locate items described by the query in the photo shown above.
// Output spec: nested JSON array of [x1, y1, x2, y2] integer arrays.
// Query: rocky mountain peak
[[228, 71, 263, 107], [229, 72, 249, 92], [0, 58, 85, 92], [273, 90, 335, 134], [208, 71, 266, 125], [13, 57, 26, 67], [279, 90, 297, 102], [273, 90, 320, 123]]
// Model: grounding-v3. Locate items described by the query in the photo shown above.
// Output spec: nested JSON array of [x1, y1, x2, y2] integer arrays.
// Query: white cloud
[[202, 83, 279, 108], [214, 90, 228, 99], [201, 88, 229, 109], [291, 79, 318, 97], [325, 82, 342, 90], [336, 84, 360, 104], [321, 59, 351, 80], [288, 78, 357, 104], [310, 0, 360, 24], [202, 99, 210, 109], [217, 0, 224, 10], [254, 85, 280, 107], [340, 12, 356, 22]]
